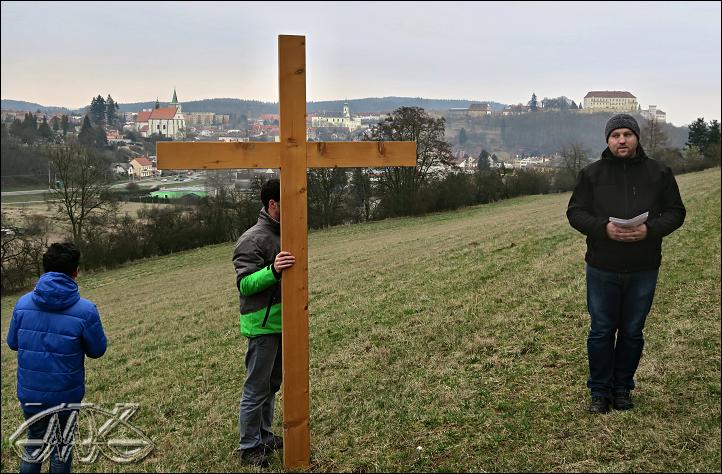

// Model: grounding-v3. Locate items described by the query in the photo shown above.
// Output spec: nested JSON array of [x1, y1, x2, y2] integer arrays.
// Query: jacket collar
[[601, 144, 648, 164], [258, 208, 280, 235]]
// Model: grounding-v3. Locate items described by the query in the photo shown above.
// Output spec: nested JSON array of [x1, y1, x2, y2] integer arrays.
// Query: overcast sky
[[1, 1, 720, 126]]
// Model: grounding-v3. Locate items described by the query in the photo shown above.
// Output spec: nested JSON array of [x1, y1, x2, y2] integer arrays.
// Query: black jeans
[[239, 333, 283, 451], [586, 264, 659, 397]]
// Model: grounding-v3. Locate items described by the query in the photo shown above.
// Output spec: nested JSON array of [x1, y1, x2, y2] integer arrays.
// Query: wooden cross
[[157, 35, 415, 469]]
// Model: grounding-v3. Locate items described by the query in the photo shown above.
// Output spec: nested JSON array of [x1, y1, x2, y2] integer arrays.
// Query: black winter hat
[[605, 114, 640, 142]]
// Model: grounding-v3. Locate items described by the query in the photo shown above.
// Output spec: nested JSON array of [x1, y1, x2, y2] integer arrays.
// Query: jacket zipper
[[622, 161, 629, 219]]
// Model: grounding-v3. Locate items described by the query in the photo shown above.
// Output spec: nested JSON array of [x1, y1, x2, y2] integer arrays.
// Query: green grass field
[[2, 168, 719, 473]]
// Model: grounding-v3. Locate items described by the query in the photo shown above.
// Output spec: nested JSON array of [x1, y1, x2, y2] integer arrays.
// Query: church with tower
[[310, 101, 362, 130], [136, 88, 185, 139]]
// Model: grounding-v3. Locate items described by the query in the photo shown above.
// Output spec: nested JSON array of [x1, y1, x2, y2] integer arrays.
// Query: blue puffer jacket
[[6, 272, 107, 413]]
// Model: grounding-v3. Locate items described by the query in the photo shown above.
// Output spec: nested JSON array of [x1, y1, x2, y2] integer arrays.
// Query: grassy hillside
[[2, 168, 719, 473]]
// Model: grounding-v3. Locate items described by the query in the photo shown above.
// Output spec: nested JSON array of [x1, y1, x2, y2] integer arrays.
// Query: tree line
[[2, 107, 719, 292]]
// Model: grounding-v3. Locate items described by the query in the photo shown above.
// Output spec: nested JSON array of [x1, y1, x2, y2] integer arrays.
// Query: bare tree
[[561, 143, 591, 179], [1, 212, 49, 292], [641, 118, 669, 157], [46, 144, 115, 246], [204, 170, 236, 197], [367, 107, 452, 216], [308, 168, 348, 228]]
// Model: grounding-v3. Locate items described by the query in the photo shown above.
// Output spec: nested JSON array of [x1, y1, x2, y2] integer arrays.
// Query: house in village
[[129, 156, 154, 179], [448, 102, 493, 120]]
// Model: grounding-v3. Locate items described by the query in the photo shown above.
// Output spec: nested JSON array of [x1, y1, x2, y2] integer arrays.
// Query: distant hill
[[0, 99, 73, 115], [115, 98, 277, 117], [0, 96, 689, 158], [308, 97, 506, 114], [445, 111, 689, 157], [112, 97, 506, 117]]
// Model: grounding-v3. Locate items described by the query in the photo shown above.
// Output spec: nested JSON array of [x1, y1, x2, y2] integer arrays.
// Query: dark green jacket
[[232, 209, 281, 337]]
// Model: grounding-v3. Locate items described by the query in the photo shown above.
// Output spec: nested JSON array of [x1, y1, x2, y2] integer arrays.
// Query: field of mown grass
[[1, 167, 719, 473]]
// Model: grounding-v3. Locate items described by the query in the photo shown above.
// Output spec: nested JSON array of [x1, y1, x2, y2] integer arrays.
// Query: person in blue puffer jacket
[[7, 242, 107, 473]]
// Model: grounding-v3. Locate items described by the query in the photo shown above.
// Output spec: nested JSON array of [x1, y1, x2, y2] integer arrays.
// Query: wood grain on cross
[[157, 35, 416, 468]]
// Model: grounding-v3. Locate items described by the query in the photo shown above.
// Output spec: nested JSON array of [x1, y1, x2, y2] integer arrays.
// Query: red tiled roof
[[137, 111, 152, 123], [139, 125, 149, 132], [133, 157, 152, 167], [584, 91, 636, 99], [149, 107, 178, 120]]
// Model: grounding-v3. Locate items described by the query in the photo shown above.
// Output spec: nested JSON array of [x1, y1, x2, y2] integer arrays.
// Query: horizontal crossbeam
[[156, 141, 416, 170]]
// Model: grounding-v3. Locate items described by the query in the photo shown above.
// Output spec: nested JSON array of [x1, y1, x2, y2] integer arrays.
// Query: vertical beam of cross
[[277, 35, 310, 469]]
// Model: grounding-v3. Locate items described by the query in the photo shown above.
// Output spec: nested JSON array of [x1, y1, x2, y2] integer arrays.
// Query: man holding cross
[[158, 35, 415, 468], [232, 178, 295, 467]]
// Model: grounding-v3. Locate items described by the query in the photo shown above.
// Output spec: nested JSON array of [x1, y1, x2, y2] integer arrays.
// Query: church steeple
[[170, 87, 181, 113], [155, 97, 160, 109]]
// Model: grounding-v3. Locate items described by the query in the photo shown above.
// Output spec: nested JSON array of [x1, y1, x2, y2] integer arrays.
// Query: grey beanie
[[605, 114, 640, 142]]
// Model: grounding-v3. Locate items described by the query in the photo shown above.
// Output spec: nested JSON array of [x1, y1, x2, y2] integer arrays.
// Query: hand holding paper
[[609, 211, 649, 228]]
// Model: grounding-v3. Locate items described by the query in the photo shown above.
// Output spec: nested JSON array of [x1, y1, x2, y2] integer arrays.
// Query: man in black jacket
[[567, 114, 686, 414]]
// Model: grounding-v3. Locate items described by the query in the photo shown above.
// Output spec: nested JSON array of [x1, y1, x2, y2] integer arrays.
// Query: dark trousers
[[586, 264, 659, 397], [19, 408, 76, 473], [239, 333, 283, 451]]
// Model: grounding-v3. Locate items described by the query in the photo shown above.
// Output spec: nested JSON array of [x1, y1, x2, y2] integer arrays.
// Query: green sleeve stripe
[[239, 265, 279, 296]]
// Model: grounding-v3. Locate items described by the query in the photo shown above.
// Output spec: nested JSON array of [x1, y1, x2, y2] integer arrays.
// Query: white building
[[583, 91, 638, 113], [640, 105, 667, 123], [311, 102, 362, 130]]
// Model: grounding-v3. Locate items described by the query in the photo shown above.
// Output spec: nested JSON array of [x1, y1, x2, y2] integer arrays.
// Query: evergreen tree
[[38, 116, 54, 140], [571, 100, 578, 110], [704, 119, 721, 165], [89, 95, 106, 125], [707, 120, 720, 143], [61, 115, 70, 136], [106, 94, 119, 128], [458, 127, 468, 145], [94, 126, 108, 148], [78, 115, 95, 146], [51, 116, 60, 131], [9, 118, 22, 139], [20, 113, 38, 144], [529, 93, 538, 111], [686, 118, 709, 150], [478, 149, 491, 170]]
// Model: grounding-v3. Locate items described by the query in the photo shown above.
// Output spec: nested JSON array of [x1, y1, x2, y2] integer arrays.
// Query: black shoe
[[264, 434, 283, 451], [589, 395, 610, 414], [240, 445, 270, 468], [613, 390, 634, 410]]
